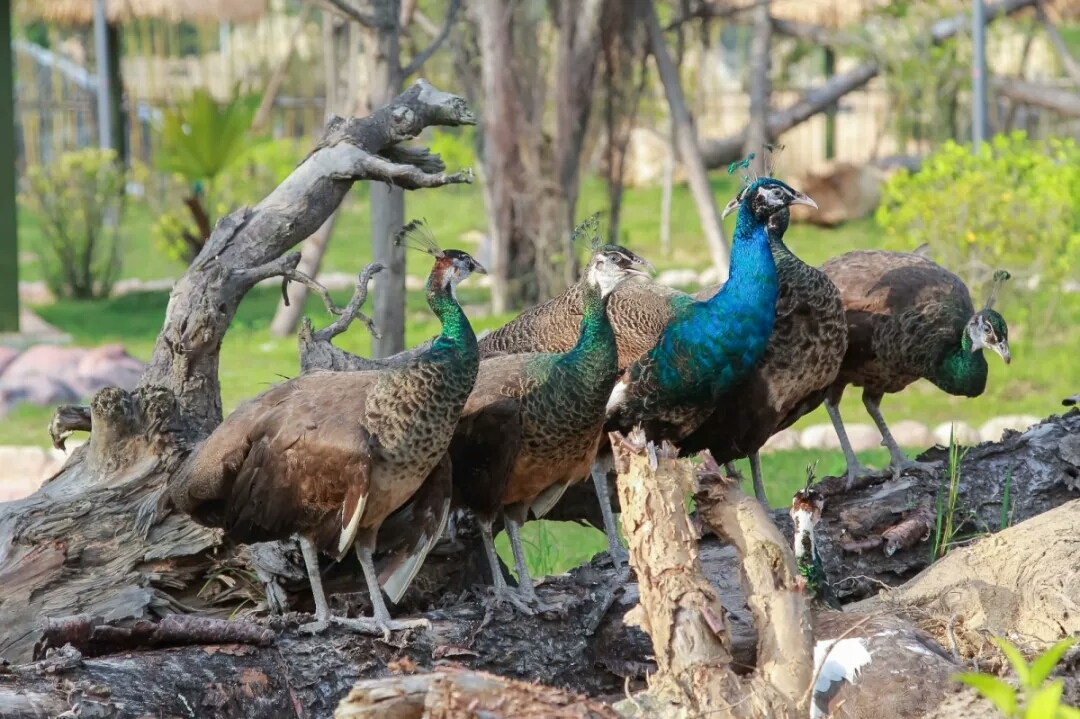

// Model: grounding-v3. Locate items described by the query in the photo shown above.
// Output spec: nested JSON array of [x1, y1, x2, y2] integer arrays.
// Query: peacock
[[605, 177, 818, 447], [790, 475, 959, 718], [170, 221, 485, 637], [450, 216, 651, 611], [676, 197, 847, 506], [811, 251, 1011, 485]]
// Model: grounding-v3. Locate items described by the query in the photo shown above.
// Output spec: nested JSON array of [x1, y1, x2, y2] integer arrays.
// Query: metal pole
[[0, 0, 19, 332], [93, 0, 113, 149], [972, 0, 987, 149]]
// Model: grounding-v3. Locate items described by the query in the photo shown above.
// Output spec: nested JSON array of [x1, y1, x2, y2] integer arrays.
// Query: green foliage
[[156, 86, 262, 185], [20, 148, 125, 300], [211, 138, 308, 213], [956, 637, 1079, 718], [932, 426, 966, 560], [876, 132, 1080, 334], [426, 127, 477, 173]]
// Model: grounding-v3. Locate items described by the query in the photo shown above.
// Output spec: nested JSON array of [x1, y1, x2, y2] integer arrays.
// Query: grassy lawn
[[6, 174, 1078, 577]]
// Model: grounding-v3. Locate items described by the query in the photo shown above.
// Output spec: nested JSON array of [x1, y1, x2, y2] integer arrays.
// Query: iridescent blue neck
[[709, 202, 778, 308]]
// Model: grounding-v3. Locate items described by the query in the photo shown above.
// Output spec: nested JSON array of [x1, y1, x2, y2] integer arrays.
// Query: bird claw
[[299, 617, 330, 635], [330, 615, 430, 640], [485, 587, 541, 616], [605, 545, 630, 573]]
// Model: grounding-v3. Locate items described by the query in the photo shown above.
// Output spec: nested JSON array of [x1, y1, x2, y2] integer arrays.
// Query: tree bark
[[744, 0, 772, 176], [478, 0, 533, 313], [365, 0, 408, 359], [267, 12, 354, 339], [993, 76, 1080, 117], [640, 0, 730, 281], [0, 80, 476, 667]]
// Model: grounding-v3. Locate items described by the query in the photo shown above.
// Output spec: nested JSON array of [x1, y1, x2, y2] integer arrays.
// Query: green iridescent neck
[[931, 330, 988, 397], [795, 528, 839, 609], [426, 271, 477, 354], [564, 280, 617, 367]]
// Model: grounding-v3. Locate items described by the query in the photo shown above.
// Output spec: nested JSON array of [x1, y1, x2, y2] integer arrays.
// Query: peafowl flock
[[170, 221, 485, 637], [808, 251, 1012, 485], [677, 192, 847, 506], [450, 215, 652, 611], [791, 475, 959, 719]]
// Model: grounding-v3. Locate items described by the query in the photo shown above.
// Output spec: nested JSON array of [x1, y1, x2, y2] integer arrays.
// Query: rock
[[75, 344, 130, 375], [698, 267, 725, 287], [0, 347, 17, 376], [800, 423, 841, 450], [0, 375, 81, 406], [845, 423, 883, 453], [1, 345, 86, 382], [889, 420, 933, 448], [17, 280, 52, 305], [761, 428, 801, 453], [979, 415, 1043, 443], [0, 446, 50, 503], [932, 421, 981, 447], [71, 364, 144, 398], [655, 269, 699, 288]]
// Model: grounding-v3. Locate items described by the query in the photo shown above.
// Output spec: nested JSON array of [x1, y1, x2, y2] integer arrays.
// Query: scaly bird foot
[[604, 544, 630, 572], [330, 615, 430, 641], [485, 586, 542, 616]]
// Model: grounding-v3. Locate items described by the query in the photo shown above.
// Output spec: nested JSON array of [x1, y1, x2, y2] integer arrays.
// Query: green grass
[[8, 173, 1080, 579]]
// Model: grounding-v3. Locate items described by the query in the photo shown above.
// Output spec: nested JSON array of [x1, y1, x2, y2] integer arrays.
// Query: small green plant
[[151, 86, 263, 263], [21, 147, 125, 300], [956, 637, 1079, 718], [931, 425, 966, 560]]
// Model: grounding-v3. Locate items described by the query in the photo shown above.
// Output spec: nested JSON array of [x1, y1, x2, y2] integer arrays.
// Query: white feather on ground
[[812, 637, 873, 719]]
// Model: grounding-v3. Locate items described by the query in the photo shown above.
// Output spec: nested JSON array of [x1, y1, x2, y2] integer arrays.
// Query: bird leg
[[478, 518, 537, 615], [590, 457, 629, 571], [298, 536, 331, 634], [724, 461, 745, 482], [749, 452, 769, 507], [331, 532, 430, 640], [862, 392, 938, 478], [502, 505, 567, 614], [824, 396, 875, 489]]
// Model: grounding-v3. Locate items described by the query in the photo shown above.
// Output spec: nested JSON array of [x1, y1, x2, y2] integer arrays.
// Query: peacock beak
[[790, 191, 818, 210], [471, 262, 488, 276], [991, 340, 1011, 365], [721, 195, 741, 219]]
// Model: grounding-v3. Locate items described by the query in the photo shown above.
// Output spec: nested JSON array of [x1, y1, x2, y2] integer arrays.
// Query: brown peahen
[[170, 221, 484, 637], [451, 216, 651, 611], [812, 251, 1011, 485], [790, 475, 959, 718], [677, 193, 847, 506]]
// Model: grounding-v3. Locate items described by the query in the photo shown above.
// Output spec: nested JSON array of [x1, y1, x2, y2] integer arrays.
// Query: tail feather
[[378, 496, 451, 604]]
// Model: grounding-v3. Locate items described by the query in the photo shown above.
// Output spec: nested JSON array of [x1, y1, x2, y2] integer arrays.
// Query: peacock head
[[967, 310, 1010, 364], [721, 178, 817, 222], [396, 219, 486, 301], [967, 270, 1011, 365], [587, 244, 654, 298]]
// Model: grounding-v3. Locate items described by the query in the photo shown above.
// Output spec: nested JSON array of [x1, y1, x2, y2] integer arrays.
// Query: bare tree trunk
[[267, 12, 354, 338], [478, 0, 530, 313], [365, 1, 407, 358], [640, 0, 730, 281], [744, 0, 772, 175], [1037, 0, 1080, 90]]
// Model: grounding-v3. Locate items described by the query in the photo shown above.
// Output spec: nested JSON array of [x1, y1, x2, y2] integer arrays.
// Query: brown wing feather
[[172, 372, 379, 557]]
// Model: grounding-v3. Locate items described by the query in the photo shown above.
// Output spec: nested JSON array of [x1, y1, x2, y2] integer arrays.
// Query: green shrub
[[956, 637, 1079, 718], [427, 127, 477, 173], [21, 148, 125, 299], [876, 132, 1080, 334]]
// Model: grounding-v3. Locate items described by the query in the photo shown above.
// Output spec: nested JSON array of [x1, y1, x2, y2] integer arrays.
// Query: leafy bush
[[876, 133, 1080, 292], [21, 148, 125, 300], [956, 637, 1079, 718], [427, 127, 477, 174]]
